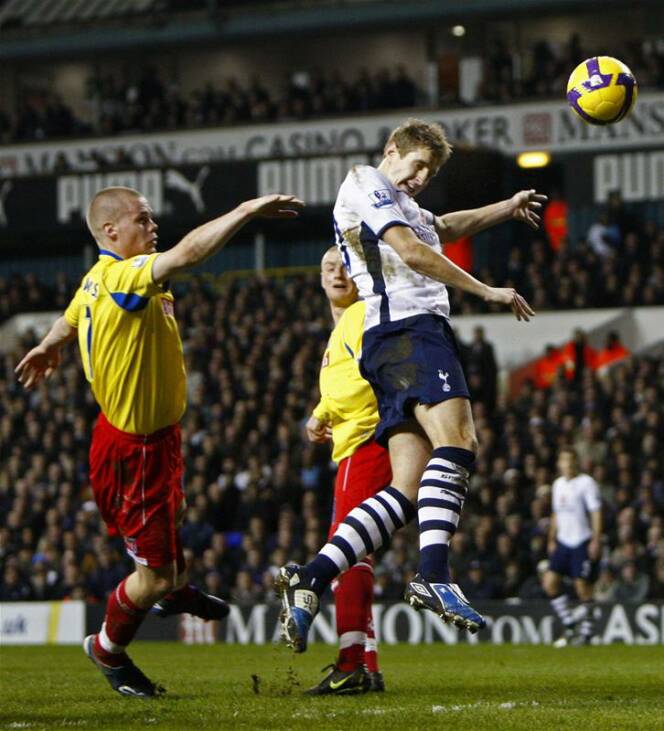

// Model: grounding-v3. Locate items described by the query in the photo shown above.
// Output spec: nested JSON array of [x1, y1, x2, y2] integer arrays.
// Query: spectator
[[612, 561, 650, 604], [462, 325, 498, 411], [593, 566, 618, 603], [462, 560, 500, 600], [587, 211, 621, 259]]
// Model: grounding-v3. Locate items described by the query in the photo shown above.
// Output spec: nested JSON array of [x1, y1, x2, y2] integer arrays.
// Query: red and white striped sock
[[94, 578, 147, 667]]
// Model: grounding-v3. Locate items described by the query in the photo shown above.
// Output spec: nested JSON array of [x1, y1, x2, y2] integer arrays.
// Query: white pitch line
[[432, 700, 540, 714]]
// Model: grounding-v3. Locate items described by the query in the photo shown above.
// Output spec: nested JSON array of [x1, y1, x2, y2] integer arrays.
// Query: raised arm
[[383, 225, 534, 321], [434, 190, 547, 242], [15, 315, 77, 390], [152, 194, 303, 283]]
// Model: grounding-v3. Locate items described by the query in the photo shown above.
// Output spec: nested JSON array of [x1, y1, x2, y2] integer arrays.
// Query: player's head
[[557, 446, 580, 479], [86, 187, 158, 258], [320, 246, 357, 308], [381, 118, 452, 198]]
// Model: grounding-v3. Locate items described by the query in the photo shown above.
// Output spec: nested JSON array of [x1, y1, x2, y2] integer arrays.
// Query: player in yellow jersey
[[303, 246, 395, 695], [16, 186, 302, 698]]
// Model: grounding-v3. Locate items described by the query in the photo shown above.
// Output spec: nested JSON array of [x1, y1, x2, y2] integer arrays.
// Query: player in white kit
[[544, 447, 603, 646], [278, 118, 546, 652]]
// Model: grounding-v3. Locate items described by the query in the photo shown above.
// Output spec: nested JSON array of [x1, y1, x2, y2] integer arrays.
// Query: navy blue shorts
[[549, 540, 598, 581], [359, 314, 470, 446]]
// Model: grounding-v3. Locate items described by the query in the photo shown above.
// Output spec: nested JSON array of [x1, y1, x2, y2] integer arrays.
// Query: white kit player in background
[[543, 446, 604, 646], [278, 117, 548, 653]]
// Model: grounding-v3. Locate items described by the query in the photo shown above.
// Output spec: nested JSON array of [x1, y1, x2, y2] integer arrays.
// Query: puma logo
[[165, 166, 209, 212]]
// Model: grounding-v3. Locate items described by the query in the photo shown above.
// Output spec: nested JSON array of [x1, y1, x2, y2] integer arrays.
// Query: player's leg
[[151, 501, 229, 621], [413, 397, 477, 581], [402, 397, 484, 632], [308, 442, 391, 694], [85, 558, 178, 697], [334, 559, 374, 671], [571, 578, 596, 644], [278, 428, 427, 652], [543, 561, 577, 646], [570, 545, 598, 645], [84, 420, 183, 695], [364, 612, 383, 691], [307, 561, 373, 696], [329, 452, 374, 676]]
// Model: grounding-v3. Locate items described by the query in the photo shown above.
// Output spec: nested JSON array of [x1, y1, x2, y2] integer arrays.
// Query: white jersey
[[333, 165, 450, 332], [552, 473, 601, 548]]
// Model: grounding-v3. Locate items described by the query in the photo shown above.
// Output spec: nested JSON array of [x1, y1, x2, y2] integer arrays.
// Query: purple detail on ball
[[582, 56, 613, 91], [614, 72, 636, 121], [567, 88, 609, 126]]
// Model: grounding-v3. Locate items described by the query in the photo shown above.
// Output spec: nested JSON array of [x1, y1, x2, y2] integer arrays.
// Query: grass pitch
[[1, 643, 663, 730]]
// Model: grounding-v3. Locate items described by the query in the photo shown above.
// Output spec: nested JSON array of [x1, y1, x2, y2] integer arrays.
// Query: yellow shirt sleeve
[[313, 398, 330, 422], [64, 288, 84, 328], [101, 253, 164, 311]]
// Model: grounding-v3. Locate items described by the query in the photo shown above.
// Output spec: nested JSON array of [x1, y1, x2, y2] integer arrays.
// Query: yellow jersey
[[313, 300, 380, 463], [64, 250, 186, 434]]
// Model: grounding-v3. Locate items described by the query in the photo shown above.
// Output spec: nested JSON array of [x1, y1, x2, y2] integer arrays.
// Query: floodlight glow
[[517, 151, 551, 168]]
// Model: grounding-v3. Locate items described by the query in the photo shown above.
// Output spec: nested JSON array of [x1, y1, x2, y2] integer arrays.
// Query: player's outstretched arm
[[152, 194, 304, 283], [15, 315, 77, 390], [383, 225, 535, 321], [434, 189, 548, 242]]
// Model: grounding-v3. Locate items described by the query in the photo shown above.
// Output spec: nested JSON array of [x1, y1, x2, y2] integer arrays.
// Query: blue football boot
[[276, 564, 319, 653], [404, 573, 486, 633]]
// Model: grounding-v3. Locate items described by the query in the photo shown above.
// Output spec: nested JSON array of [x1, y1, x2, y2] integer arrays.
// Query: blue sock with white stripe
[[418, 446, 475, 583], [302, 486, 416, 596]]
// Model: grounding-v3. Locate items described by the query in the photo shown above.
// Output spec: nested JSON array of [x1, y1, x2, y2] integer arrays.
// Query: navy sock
[[418, 446, 475, 583], [302, 485, 416, 597]]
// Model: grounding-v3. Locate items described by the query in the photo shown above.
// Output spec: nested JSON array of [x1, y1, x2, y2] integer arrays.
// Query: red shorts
[[329, 440, 392, 538], [89, 413, 184, 568]]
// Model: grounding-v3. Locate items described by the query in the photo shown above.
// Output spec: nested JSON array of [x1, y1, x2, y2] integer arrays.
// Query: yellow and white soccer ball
[[566, 56, 638, 125]]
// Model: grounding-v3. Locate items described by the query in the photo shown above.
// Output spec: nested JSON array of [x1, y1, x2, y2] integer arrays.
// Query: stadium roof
[[0, 0, 658, 60]]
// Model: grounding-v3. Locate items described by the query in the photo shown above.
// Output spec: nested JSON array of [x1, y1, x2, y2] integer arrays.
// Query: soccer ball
[[566, 56, 638, 125]]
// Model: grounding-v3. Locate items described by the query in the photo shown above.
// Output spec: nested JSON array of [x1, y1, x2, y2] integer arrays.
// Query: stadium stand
[[1, 33, 662, 143], [3, 214, 662, 324], [2, 229, 663, 604], [1, 0, 663, 632]]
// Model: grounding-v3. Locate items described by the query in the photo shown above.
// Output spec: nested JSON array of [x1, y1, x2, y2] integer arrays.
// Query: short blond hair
[[86, 186, 141, 242], [386, 118, 452, 169]]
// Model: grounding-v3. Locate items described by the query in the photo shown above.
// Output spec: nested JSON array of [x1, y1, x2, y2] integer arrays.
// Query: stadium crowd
[[2, 64, 421, 145], [3, 214, 662, 326], [1, 261, 663, 605], [450, 215, 664, 315], [1, 33, 663, 144]]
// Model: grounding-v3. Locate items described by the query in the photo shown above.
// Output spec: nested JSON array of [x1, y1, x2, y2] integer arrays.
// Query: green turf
[[1, 643, 663, 730]]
